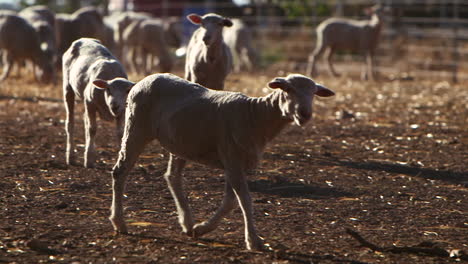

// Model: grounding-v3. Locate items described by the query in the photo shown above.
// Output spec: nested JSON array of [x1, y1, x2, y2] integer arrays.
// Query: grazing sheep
[[185, 13, 233, 90], [107, 73, 334, 250], [122, 19, 173, 74], [19, 5, 56, 51], [307, 5, 385, 80], [0, 12, 53, 83], [19, 5, 56, 81], [223, 18, 258, 72], [55, 7, 106, 64], [62, 38, 134, 168]]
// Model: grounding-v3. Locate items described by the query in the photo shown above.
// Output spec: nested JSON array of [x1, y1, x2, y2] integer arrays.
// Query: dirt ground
[[0, 68, 467, 263]]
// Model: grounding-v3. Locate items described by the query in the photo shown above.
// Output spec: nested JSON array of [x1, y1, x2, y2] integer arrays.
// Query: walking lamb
[[62, 38, 134, 168], [105, 73, 334, 250]]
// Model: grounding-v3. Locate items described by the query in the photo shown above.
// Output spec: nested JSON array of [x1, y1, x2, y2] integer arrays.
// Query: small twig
[[346, 228, 467, 260]]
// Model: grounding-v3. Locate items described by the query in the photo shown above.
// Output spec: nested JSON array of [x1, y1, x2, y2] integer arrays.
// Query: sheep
[[306, 5, 385, 80], [112, 11, 151, 61], [122, 18, 173, 74], [223, 18, 258, 72], [185, 13, 233, 90], [62, 38, 134, 168], [0, 12, 53, 83], [19, 5, 56, 81], [106, 72, 335, 250], [18, 5, 55, 27], [55, 7, 106, 65]]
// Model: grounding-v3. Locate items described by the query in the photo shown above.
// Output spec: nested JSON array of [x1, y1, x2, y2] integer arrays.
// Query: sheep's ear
[[315, 84, 335, 97], [93, 79, 109, 90], [187, 14, 202, 25], [223, 18, 233, 27], [268, 78, 291, 92], [126, 81, 136, 92]]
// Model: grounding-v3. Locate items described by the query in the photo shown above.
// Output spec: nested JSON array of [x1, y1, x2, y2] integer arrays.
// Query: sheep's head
[[93, 77, 136, 117], [187, 13, 232, 47], [35, 48, 54, 84], [268, 74, 334, 126]]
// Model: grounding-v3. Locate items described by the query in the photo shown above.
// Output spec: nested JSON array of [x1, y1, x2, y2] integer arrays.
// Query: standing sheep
[[62, 38, 134, 168], [0, 12, 53, 83], [55, 7, 106, 65], [122, 19, 173, 74], [19, 5, 57, 81], [223, 18, 258, 72], [307, 5, 385, 80], [19, 5, 56, 50], [106, 73, 334, 250], [185, 13, 233, 90], [111, 11, 151, 61]]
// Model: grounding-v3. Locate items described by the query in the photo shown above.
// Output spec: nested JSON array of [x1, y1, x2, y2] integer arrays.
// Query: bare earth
[[0, 69, 467, 263]]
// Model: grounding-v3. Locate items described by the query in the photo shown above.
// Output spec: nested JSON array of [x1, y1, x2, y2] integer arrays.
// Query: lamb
[[106, 73, 334, 250], [185, 13, 233, 90], [223, 18, 258, 72], [306, 5, 385, 80], [122, 19, 173, 74], [0, 12, 53, 83], [55, 7, 106, 64], [62, 38, 134, 168]]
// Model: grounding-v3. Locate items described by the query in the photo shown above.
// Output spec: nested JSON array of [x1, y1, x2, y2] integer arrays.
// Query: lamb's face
[[269, 74, 335, 126], [93, 78, 136, 117], [187, 13, 232, 47]]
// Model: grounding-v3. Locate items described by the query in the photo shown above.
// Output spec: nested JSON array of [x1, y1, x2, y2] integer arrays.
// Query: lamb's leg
[[367, 51, 376, 81], [164, 154, 194, 235], [306, 44, 325, 77], [84, 103, 97, 168], [0, 51, 12, 82], [63, 84, 76, 165], [110, 118, 149, 233], [227, 169, 263, 251], [115, 115, 125, 146], [193, 180, 237, 237], [128, 47, 138, 74], [327, 47, 340, 77]]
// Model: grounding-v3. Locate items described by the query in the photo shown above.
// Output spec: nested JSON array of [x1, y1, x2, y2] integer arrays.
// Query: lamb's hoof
[[84, 162, 96, 168], [192, 222, 213, 238], [181, 228, 194, 237], [246, 236, 265, 251]]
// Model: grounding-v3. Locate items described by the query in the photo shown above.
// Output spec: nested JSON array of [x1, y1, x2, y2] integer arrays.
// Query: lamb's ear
[[223, 18, 233, 27], [93, 79, 109, 90], [125, 81, 136, 92], [315, 84, 335, 97], [187, 14, 202, 25], [268, 78, 291, 92]]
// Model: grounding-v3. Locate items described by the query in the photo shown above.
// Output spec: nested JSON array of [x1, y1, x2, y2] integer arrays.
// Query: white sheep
[[185, 13, 233, 90], [122, 19, 173, 74], [306, 5, 385, 80], [223, 18, 258, 72], [19, 5, 56, 81], [0, 12, 53, 83], [111, 11, 151, 61], [19, 5, 56, 52], [62, 38, 134, 168], [55, 7, 106, 65], [106, 73, 334, 250]]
